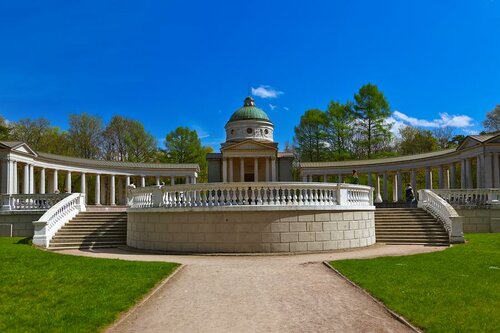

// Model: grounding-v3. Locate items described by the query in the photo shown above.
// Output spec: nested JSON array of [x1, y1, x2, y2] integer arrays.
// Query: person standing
[[351, 170, 359, 184], [405, 184, 415, 207]]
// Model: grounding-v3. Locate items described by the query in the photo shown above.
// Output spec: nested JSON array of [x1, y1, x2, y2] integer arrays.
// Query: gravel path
[[59, 245, 445, 333]]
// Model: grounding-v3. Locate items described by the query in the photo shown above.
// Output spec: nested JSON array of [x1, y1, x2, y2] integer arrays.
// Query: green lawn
[[0, 237, 179, 333], [330, 234, 500, 333]]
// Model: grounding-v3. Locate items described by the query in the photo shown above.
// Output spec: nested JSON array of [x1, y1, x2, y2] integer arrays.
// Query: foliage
[[330, 234, 500, 333], [9, 118, 50, 151], [432, 126, 454, 149], [483, 105, 499, 132], [0, 237, 178, 333], [448, 134, 466, 147], [325, 101, 354, 160], [68, 113, 103, 159], [0, 116, 10, 140], [398, 126, 438, 155], [293, 109, 327, 162], [353, 83, 392, 158]]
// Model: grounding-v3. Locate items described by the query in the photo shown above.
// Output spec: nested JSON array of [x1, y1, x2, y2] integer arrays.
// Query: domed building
[[207, 97, 294, 182]]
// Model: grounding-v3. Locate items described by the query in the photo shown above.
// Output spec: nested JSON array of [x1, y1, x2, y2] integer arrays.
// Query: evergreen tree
[[293, 109, 327, 162]]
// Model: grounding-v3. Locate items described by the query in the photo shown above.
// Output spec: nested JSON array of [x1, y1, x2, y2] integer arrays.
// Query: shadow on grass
[[16, 237, 32, 245]]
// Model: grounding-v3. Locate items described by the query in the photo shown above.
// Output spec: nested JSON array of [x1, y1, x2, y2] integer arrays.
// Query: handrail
[[0, 193, 69, 211], [128, 182, 374, 209], [418, 189, 464, 243], [431, 188, 500, 207], [32, 193, 86, 248]]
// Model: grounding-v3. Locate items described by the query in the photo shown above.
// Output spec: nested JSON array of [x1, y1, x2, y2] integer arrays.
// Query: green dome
[[228, 97, 271, 122]]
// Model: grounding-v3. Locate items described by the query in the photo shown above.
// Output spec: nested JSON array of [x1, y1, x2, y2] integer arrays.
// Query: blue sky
[[0, 0, 499, 151]]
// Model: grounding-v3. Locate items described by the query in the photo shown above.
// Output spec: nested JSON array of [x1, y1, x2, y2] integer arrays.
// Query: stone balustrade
[[0, 193, 69, 211], [432, 189, 500, 206], [418, 189, 464, 243], [128, 182, 374, 210]]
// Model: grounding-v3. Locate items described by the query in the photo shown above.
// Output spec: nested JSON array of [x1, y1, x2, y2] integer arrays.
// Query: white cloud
[[385, 116, 406, 137], [392, 110, 474, 128], [251, 85, 283, 99], [269, 104, 277, 111], [283, 107, 289, 111], [191, 125, 210, 139]]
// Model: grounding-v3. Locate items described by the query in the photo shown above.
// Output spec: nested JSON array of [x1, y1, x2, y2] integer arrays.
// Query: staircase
[[49, 211, 127, 250], [375, 208, 449, 246]]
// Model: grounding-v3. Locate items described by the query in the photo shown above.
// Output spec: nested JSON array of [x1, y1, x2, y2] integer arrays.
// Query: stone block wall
[[0, 212, 43, 237], [456, 207, 500, 233], [127, 209, 375, 253]]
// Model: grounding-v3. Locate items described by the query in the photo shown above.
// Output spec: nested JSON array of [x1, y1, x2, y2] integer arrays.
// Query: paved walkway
[[60, 245, 445, 333]]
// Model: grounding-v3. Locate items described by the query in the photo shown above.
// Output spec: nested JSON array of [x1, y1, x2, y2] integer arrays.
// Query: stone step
[[51, 236, 126, 243], [49, 240, 126, 249]]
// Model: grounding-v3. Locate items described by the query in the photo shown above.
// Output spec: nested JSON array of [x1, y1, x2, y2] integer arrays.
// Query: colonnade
[[222, 156, 277, 182]]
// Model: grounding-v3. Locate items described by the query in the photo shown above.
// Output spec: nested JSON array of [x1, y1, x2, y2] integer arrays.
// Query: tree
[[9, 118, 50, 150], [38, 127, 72, 155], [398, 126, 438, 155], [102, 116, 129, 161], [0, 115, 9, 140], [433, 126, 454, 149], [68, 113, 103, 159], [353, 84, 392, 158], [125, 121, 158, 162], [164, 127, 212, 182], [448, 134, 466, 147], [483, 105, 500, 132], [325, 101, 354, 160], [293, 109, 327, 162]]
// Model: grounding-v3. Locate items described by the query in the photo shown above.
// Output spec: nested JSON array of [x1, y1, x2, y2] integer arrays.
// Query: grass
[[0, 237, 179, 333], [330, 234, 500, 332]]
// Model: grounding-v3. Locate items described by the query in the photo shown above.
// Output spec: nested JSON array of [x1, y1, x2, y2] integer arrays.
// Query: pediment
[[0, 141, 37, 156], [222, 140, 277, 152], [457, 137, 480, 150]]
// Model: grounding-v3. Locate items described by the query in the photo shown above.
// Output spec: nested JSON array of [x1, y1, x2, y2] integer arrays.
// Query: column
[[271, 158, 276, 181], [438, 165, 444, 189], [12, 161, 18, 194], [450, 163, 456, 189], [40, 168, 46, 194], [411, 169, 417, 192], [110, 175, 116, 206], [444, 169, 450, 189], [141, 176, 146, 187], [338, 174, 343, 183], [23, 163, 29, 194], [476, 155, 484, 188], [383, 172, 388, 201], [374, 174, 383, 203], [367, 172, 372, 187], [302, 174, 308, 182], [397, 171, 403, 202], [425, 167, 432, 189], [392, 173, 398, 202], [81, 173, 86, 201], [29, 164, 34, 194], [323, 174, 328, 183], [484, 153, 493, 188], [53, 169, 58, 193], [240, 158, 245, 182], [126, 176, 130, 187], [460, 160, 466, 189], [494, 153, 500, 188], [65, 171, 72, 193], [1, 159, 13, 194], [222, 158, 227, 183], [156, 176, 160, 186], [465, 159, 472, 189], [100, 176, 106, 205], [171, 176, 175, 185], [95, 174, 101, 205], [229, 158, 234, 182], [191, 175, 196, 184], [266, 158, 270, 181], [254, 158, 259, 182]]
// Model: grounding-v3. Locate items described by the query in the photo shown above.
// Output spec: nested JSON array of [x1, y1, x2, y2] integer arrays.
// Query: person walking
[[405, 184, 415, 207], [351, 170, 359, 184]]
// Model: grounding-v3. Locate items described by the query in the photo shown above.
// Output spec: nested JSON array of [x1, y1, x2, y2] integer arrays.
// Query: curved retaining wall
[[127, 208, 375, 253]]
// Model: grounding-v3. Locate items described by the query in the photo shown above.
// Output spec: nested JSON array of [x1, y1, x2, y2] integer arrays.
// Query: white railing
[[0, 194, 70, 211], [32, 193, 86, 248], [431, 189, 500, 207], [128, 182, 374, 209], [418, 189, 464, 244]]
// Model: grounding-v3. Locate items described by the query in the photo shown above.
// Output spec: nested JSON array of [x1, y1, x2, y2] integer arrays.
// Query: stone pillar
[[66, 171, 72, 193], [23, 163, 29, 194], [338, 174, 343, 183], [254, 158, 259, 182], [438, 165, 444, 189], [110, 175, 116, 206], [425, 167, 432, 189], [302, 174, 308, 182], [323, 174, 328, 183], [484, 153, 493, 188], [95, 174, 101, 205], [81, 173, 86, 199], [476, 155, 484, 188], [229, 158, 234, 182], [12, 161, 18, 194], [266, 158, 270, 181], [494, 153, 500, 188], [240, 158, 245, 182], [392, 173, 398, 202], [411, 169, 417, 192], [461, 160, 466, 189], [171, 176, 175, 185], [191, 175, 196, 184], [1, 159, 13, 194], [397, 171, 403, 202], [222, 158, 227, 183], [383, 172, 388, 202], [156, 176, 160, 186], [101, 176, 106, 205], [141, 176, 146, 187], [450, 163, 456, 189], [444, 169, 450, 189], [126, 176, 130, 187], [53, 169, 58, 193], [29, 164, 34, 194], [40, 168, 46, 194], [465, 158, 472, 189], [374, 174, 383, 203], [271, 158, 276, 181], [367, 173, 372, 187]]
